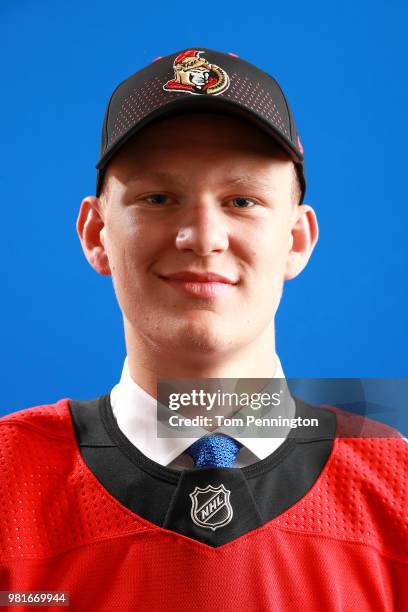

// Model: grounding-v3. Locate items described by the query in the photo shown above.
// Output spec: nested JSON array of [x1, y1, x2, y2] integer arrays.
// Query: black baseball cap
[[96, 48, 306, 202]]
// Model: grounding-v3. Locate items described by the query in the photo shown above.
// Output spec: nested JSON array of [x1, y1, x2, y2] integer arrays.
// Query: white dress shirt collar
[[110, 355, 290, 467]]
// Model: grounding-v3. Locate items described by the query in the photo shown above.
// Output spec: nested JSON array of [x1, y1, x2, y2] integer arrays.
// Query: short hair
[[291, 163, 303, 207]]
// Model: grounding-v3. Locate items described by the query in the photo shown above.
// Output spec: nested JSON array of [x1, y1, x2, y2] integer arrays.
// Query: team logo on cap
[[163, 50, 230, 96], [189, 484, 233, 531]]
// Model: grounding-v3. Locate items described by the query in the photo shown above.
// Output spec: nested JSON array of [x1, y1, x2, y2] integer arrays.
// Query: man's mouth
[[158, 270, 239, 298]]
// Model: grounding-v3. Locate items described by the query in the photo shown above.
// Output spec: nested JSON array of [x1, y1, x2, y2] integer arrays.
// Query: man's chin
[[178, 320, 229, 352], [162, 315, 235, 355]]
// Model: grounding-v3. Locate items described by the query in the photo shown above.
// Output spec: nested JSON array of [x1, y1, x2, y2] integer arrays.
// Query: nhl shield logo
[[189, 484, 233, 531]]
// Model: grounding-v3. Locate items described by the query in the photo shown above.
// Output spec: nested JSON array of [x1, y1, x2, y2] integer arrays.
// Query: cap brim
[[96, 95, 305, 199]]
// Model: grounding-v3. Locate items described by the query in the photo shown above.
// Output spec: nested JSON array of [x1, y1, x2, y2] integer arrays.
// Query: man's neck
[[124, 321, 279, 399]]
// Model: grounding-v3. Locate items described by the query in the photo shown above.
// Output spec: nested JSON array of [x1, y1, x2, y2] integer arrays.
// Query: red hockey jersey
[[0, 394, 407, 611]]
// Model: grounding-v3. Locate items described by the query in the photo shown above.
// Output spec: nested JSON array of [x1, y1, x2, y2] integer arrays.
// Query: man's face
[[90, 113, 313, 359]]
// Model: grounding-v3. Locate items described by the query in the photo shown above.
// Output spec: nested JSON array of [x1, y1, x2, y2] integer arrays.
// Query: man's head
[[77, 48, 318, 369], [77, 110, 318, 364]]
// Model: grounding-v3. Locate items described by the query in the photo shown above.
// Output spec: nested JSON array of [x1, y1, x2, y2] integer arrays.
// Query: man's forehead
[[120, 170, 282, 194]]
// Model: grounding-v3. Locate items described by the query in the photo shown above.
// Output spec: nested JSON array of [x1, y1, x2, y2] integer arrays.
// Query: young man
[[1, 49, 407, 610]]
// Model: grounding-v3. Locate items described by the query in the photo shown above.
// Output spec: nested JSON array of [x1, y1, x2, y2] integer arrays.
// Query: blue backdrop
[[2, 0, 407, 428]]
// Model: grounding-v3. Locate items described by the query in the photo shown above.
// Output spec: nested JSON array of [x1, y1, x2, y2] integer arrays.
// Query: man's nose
[[175, 201, 229, 256]]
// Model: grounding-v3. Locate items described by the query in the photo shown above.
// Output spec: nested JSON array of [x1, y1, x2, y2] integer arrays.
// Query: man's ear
[[284, 204, 319, 280], [76, 196, 111, 276]]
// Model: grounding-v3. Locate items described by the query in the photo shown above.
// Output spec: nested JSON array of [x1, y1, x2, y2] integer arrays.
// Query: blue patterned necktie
[[186, 434, 243, 468]]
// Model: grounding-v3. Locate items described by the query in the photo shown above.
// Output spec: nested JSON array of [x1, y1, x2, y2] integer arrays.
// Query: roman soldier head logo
[[163, 50, 230, 96], [190, 484, 233, 531]]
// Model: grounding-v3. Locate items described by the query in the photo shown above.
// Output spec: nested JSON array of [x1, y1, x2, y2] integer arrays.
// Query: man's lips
[[157, 271, 239, 297], [159, 271, 238, 284]]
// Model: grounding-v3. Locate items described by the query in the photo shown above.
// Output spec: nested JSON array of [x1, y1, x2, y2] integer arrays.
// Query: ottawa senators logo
[[163, 49, 230, 96]]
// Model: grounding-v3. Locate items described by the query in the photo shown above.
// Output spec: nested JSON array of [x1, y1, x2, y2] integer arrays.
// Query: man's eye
[[231, 198, 256, 208], [144, 194, 169, 205]]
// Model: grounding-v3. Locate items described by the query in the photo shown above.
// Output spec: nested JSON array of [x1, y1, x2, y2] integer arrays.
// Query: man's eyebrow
[[224, 175, 277, 193], [124, 171, 188, 186], [124, 172, 277, 192]]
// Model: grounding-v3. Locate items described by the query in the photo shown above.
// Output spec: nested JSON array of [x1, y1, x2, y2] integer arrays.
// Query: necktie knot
[[186, 434, 242, 468]]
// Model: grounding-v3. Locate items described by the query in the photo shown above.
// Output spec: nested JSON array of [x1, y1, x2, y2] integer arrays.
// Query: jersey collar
[[110, 355, 292, 467]]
